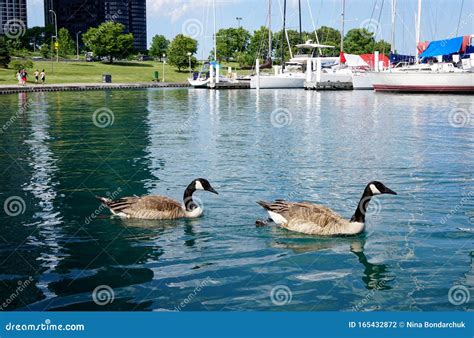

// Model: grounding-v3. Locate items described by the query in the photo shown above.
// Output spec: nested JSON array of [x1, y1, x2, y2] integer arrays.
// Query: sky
[[27, 0, 473, 57]]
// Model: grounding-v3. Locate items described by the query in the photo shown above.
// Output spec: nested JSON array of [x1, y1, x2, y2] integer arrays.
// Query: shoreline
[[0, 82, 191, 95]]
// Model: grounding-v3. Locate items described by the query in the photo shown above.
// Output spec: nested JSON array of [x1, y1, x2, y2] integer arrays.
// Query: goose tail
[[96, 195, 112, 205], [257, 200, 272, 210]]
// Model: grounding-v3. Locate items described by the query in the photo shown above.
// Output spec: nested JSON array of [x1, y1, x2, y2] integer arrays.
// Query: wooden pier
[[304, 81, 353, 91], [0, 82, 190, 95]]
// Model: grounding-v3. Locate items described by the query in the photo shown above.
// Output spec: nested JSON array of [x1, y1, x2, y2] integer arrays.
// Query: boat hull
[[250, 74, 305, 89], [187, 78, 210, 88], [370, 72, 474, 93]]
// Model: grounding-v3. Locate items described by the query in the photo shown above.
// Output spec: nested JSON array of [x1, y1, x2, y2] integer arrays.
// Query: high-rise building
[[44, 0, 147, 51], [1, 0, 28, 37]]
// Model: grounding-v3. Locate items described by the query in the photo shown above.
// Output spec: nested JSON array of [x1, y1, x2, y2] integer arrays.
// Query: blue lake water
[[0, 88, 472, 311]]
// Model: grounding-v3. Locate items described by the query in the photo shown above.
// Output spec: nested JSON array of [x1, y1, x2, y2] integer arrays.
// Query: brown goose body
[[257, 200, 363, 236], [257, 181, 397, 236], [97, 178, 218, 220], [98, 195, 189, 220]]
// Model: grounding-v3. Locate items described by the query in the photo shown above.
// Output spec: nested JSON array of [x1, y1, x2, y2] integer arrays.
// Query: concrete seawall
[[0, 82, 191, 95]]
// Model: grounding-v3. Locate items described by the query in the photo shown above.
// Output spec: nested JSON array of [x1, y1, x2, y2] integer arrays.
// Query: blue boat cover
[[419, 36, 463, 58]]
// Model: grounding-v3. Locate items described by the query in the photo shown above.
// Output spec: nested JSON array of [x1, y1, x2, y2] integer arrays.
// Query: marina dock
[[208, 81, 251, 90], [0, 82, 191, 95], [304, 81, 353, 91]]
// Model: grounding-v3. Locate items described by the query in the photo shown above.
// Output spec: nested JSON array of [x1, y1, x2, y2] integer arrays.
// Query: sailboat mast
[[415, 0, 422, 58], [281, 0, 287, 70], [390, 0, 397, 53], [268, 0, 272, 60], [340, 0, 345, 54], [213, 0, 217, 61], [298, 0, 302, 43]]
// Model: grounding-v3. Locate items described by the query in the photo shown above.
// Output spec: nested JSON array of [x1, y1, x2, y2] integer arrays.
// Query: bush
[[9, 59, 34, 71]]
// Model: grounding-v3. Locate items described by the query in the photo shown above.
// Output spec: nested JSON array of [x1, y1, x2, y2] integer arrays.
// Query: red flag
[[339, 51, 346, 64]]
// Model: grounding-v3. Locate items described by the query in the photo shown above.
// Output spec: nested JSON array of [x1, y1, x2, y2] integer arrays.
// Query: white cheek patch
[[195, 180, 204, 190], [369, 184, 381, 195]]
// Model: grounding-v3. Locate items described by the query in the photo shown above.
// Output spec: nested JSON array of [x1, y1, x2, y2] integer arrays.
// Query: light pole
[[76, 31, 81, 60], [187, 52, 192, 77], [236, 17, 242, 28], [49, 9, 58, 63], [162, 54, 166, 82]]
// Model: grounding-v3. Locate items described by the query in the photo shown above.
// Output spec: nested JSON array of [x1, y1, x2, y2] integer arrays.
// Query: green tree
[[149, 34, 169, 61], [214, 27, 250, 61], [167, 34, 197, 71], [343, 28, 375, 54], [315, 26, 341, 56], [39, 43, 51, 58], [373, 39, 391, 54], [0, 37, 11, 68], [57, 28, 75, 57], [235, 26, 271, 67], [82, 22, 134, 63], [22, 25, 55, 51]]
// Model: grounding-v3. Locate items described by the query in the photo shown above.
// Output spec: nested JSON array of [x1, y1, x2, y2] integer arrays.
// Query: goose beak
[[207, 187, 219, 195], [383, 186, 397, 195]]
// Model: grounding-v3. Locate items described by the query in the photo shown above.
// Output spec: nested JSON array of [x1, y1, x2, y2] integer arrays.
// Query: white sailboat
[[370, 0, 474, 93], [188, 0, 228, 88]]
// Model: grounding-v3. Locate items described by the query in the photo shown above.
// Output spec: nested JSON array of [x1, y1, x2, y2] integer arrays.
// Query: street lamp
[[187, 52, 192, 77], [76, 31, 81, 60], [236, 17, 243, 28], [162, 54, 166, 82], [49, 9, 58, 63]]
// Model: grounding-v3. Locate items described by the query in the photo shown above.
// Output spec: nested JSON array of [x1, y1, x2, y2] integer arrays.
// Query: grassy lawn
[[0, 60, 192, 85], [0, 60, 251, 85]]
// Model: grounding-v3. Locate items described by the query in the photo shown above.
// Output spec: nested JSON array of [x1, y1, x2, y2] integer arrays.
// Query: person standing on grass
[[34, 69, 39, 83], [16, 70, 21, 85], [40, 70, 46, 84], [20, 69, 27, 86]]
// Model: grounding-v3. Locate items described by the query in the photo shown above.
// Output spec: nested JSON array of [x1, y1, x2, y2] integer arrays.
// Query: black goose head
[[351, 181, 397, 223], [192, 178, 218, 194], [364, 181, 397, 197]]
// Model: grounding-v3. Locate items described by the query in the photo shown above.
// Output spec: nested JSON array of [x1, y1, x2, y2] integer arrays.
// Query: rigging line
[[306, 0, 322, 55], [376, 0, 385, 40], [455, 0, 464, 36], [369, 0, 378, 23]]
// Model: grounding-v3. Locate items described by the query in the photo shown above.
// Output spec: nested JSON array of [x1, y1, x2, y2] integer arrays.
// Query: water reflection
[[271, 236, 391, 290]]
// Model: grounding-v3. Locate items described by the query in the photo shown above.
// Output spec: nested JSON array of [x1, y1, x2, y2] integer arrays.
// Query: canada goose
[[256, 181, 397, 236], [96, 178, 218, 220]]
